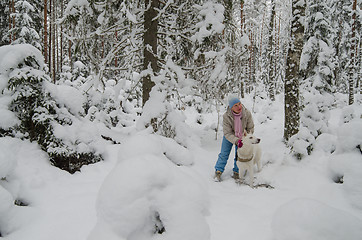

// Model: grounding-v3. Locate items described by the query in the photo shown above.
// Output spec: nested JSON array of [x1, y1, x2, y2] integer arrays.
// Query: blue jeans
[[215, 136, 239, 173]]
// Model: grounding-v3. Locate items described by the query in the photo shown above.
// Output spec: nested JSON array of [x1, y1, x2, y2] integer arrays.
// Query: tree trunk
[[48, 0, 52, 67], [115, 30, 118, 68], [52, 0, 56, 83], [60, 0, 63, 72], [44, 0, 48, 63], [11, 0, 15, 42], [9, 0, 12, 43], [284, 0, 305, 141], [268, 0, 276, 101], [142, 0, 159, 107], [359, 36, 361, 95], [240, 0, 244, 98], [275, 14, 281, 92], [348, 0, 357, 105], [248, 30, 254, 93], [240, 0, 244, 31]]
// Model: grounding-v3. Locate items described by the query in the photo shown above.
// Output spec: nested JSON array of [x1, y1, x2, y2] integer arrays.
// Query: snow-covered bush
[[339, 105, 356, 125], [90, 133, 209, 240], [289, 89, 334, 159], [0, 44, 102, 173], [0, 137, 18, 180], [0, 185, 14, 237]]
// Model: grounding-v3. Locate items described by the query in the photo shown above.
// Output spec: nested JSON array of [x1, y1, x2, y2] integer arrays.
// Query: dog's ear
[[243, 130, 247, 137]]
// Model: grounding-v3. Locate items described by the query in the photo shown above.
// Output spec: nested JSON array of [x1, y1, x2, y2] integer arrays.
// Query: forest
[[1, 0, 362, 239], [1, 0, 360, 172]]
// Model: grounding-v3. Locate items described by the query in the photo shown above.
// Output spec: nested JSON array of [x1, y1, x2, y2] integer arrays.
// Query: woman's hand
[[237, 139, 243, 148]]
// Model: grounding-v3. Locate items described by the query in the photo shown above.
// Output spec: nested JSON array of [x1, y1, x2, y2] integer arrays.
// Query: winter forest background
[[0, 0, 362, 239]]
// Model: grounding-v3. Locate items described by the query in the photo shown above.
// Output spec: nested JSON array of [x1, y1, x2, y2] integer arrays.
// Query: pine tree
[[301, 0, 336, 93], [1, 45, 102, 173], [331, 0, 360, 97], [11, 1, 42, 49]]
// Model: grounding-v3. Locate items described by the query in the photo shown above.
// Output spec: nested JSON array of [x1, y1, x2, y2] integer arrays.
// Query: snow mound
[[89, 133, 209, 240], [0, 185, 14, 236], [314, 133, 337, 153], [328, 152, 362, 209], [118, 133, 195, 166], [44, 81, 86, 115], [272, 198, 362, 240], [335, 120, 362, 153], [0, 96, 20, 130], [0, 44, 44, 76], [0, 137, 19, 178]]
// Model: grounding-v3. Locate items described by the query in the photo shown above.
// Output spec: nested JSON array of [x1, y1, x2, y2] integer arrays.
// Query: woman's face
[[231, 102, 242, 113]]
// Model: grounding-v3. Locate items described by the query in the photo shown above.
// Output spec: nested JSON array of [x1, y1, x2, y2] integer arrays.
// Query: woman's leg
[[233, 146, 239, 173], [215, 136, 233, 173]]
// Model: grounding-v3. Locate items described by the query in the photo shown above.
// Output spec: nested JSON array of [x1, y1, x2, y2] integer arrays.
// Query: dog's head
[[243, 132, 261, 144]]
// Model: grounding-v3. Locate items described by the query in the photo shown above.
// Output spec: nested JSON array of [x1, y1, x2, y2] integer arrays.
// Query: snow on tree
[[9, 0, 42, 50], [136, 1, 227, 145], [301, 0, 336, 93], [0, 44, 102, 173]]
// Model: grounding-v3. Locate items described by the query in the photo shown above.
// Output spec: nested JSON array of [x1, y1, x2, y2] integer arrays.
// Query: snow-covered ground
[[1, 95, 362, 240]]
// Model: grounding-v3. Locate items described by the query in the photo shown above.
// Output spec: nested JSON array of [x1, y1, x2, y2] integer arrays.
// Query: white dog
[[236, 133, 262, 187]]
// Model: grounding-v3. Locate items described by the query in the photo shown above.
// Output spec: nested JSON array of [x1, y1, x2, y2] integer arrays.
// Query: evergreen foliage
[[301, 0, 336, 93], [12, 0, 42, 49], [0, 45, 102, 173]]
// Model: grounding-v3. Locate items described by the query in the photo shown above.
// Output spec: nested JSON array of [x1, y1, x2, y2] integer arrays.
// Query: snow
[[44, 81, 86, 115], [64, 0, 91, 16], [0, 44, 44, 90], [0, 96, 20, 130], [192, 2, 225, 43], [90, 133, 209, 240], [1, 93, 362, 240], [272, 198, 362, 240]]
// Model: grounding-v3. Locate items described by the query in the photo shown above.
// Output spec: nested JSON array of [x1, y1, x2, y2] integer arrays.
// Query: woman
[[214, 96, 254, 181]]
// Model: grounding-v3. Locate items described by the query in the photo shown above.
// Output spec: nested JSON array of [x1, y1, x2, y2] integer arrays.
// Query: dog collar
[[237, 155, 253, 162]]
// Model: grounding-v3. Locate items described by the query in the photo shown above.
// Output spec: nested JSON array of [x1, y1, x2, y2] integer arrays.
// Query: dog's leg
[[236, 161, 242, 180], [256, 158, 261, 172], [254, 145, 262, 172], [248, 164, 254, 187]]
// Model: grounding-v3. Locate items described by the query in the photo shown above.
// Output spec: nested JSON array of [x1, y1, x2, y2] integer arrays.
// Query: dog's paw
[[235, 178, 243, 185], [254, 183, 275, 189]]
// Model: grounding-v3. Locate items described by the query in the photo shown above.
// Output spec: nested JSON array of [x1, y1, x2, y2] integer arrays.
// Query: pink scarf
[[233, 111, 243, 139]]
